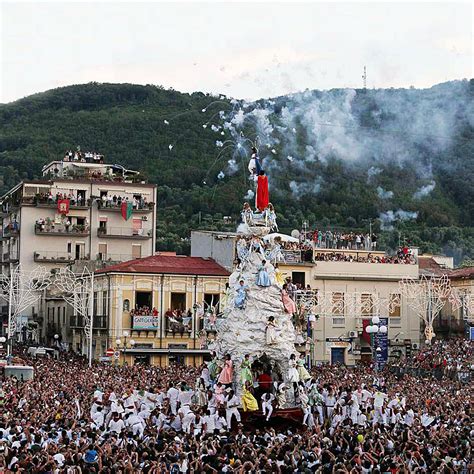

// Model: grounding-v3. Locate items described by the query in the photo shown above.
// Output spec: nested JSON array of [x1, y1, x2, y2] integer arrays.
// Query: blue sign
[[469, 326, 474, 341], [375, 317, 388, 371]]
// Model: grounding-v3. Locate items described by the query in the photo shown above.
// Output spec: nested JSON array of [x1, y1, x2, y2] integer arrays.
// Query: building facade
[[70, 253, 229, 366], [0, 154, 157, 338]]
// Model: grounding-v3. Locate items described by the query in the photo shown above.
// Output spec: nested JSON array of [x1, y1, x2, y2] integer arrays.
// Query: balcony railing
[[166, 316, 192, 335], [34, 197, 91, 209], [97, 201, 154, 212], [96, 253, 134, 263], [97, 227, 152, 239], [35, 224, 90, 236], [34, 251, 78, 263], [1, 253, 19, 264]]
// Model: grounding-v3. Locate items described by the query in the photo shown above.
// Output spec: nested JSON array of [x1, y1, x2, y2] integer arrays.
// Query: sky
[[0, 1, 472, 103]]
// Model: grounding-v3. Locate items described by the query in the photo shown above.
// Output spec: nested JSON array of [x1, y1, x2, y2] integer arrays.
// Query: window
[[123, 299, 130, 312], [171, 293, 186, 311], [292, 272, 305, 287], [135, 291, 152, 309], [98, 243, 107, 260], [67, 242, 72, 253], [132, 245, 141, 259], [389, 294, 401, 317], [93, 292, 98, 315], [63, 307, 66, 325], [102, 291, 108, 316], [204, 293, 220, 312], [332, 292, 344, 316], [361, 294, 373, 318]]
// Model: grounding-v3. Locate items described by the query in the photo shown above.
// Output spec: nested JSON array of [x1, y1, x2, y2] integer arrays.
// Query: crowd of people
[[98, 194, 151, 210], [0, 337, 471, 473], [63, 150, 105, 164], [305, 231, 378, 251], [313, 250, 416, 265]]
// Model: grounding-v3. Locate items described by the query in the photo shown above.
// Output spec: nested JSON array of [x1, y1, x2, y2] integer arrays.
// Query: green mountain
[[0, 81, 473, 263]]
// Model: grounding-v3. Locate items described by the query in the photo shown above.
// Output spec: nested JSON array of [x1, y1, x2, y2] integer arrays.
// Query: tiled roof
[[448, 266, 474, 280], [95, 254, 230, 277], [418, 256, 449, 277]]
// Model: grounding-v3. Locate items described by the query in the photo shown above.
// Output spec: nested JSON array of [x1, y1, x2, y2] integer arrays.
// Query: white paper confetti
[[217, 171, 225, 179], [202, 124, 207, 129], [216, 140, 224, 148], [271, 149, 277, 154], [168, 145, 173, 151], [163, 120, 169, 125], [287, 155, 294, 162]]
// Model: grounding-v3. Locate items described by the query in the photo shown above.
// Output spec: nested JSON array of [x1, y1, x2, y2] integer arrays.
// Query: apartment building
[[76, 253, 230, 365], [0, 153, 157, 337]]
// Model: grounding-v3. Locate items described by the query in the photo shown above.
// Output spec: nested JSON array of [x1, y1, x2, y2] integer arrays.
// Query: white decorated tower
[[213, 215, 299, 399]]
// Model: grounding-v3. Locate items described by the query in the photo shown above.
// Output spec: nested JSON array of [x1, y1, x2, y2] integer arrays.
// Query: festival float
[[210, 147, 306, 425]]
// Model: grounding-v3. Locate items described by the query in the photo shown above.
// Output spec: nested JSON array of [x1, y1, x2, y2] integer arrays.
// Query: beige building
[[70, 253, 229, 366], [191, 231, 423, 366], [277, 249, 420, 365], [0, 154, 157, 339]]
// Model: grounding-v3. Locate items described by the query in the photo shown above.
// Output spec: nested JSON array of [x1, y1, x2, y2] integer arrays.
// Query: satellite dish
[[291, 229, 300, 239]]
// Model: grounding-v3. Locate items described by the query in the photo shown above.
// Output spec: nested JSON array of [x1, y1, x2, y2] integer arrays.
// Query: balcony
[[97, 227, 152, 240], [97, 201, 154, 213], [34, 251, 77, 263], [35, 224, 90, 237], [1, 253, 19, 265], [282, 249, 313, 265], [96, 253, 134, 263], [3, 224, 20, 238], [33, 197, 91, 209]]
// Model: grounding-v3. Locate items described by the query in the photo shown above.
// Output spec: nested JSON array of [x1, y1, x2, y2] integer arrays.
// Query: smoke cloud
[[413, 180, 436, 199]]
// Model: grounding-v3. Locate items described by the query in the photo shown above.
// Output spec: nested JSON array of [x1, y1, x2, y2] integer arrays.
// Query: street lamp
[[365, 316, 387, 371]]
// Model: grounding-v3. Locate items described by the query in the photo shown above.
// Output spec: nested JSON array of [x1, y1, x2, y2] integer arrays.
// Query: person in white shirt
[[225, 390, 241, 429], [166, 382, 180, 415], [181, 411, 196, 435], [91, 407, 105, 429], [261, 392, 275, 421], [108, 413, 125, 434], [125, 413, 145, 438], [202, 409, 219, 434], [372, 389, 388, 425]]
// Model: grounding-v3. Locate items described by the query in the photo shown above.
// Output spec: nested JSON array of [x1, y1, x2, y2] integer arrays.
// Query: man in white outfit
[[225, 390, 241, 429], [261, 392, 275, 421], [166, 382, 179, 415]]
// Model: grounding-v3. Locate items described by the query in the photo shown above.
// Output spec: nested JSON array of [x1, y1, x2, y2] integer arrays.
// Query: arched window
[[123, 299, 130, 312]]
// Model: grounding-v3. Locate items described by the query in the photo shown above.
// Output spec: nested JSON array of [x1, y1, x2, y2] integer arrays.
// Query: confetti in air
[[201, 108, 206, 113], [168, 145, 173, 151], [271, 149, 277, 154], [202, 124, 207, 129], [287, 155, 294, 162], [215, 141, 224, 148], [211, 125, 220, 132], [220, 131, 225, 136], [163, 120, 169, 125], [217, 171, 225, 179]]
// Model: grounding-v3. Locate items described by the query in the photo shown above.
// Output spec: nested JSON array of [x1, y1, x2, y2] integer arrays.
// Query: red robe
[[256, 175, 269, 211]]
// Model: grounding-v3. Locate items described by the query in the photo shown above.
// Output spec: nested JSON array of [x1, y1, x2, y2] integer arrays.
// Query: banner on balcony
[[133, 315, 159, 330], [121, 201, 133, 221], [57, 199, 70, 215]]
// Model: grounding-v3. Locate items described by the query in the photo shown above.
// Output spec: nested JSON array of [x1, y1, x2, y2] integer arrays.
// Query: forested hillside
[[0, 81, 473, 263]]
